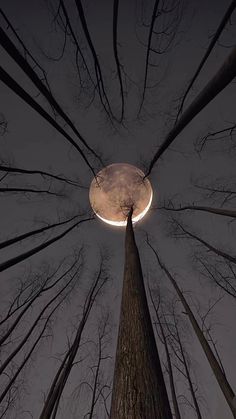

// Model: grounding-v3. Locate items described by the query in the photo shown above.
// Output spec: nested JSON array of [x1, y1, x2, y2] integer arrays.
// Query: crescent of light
[[94, 189, 153, 227]]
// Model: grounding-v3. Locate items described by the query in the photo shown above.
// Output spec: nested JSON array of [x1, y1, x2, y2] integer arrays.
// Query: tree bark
[[110, 209, 172, 419]]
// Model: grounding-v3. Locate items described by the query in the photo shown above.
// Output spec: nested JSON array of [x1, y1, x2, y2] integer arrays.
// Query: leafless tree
[[0, 213, 84, 251], [157, 201, 236, 219], [0, 251, 84, 416], [0, 216, 93, 273], [168, 217, 236, 298], [0, 163, 86, 188], [146, 45, 236, 176], [166, 305, 203, 419], [110, 209, 172, 419], [0, 65, 97, 177], [81, 311, 112, 419], [148, 285, 181, 419], [39, 256, 109, 419], [175, 0, 236, 121], [138, 0, 183, 116], [145, 236, 236, 417], [0, 254, 82, 347]]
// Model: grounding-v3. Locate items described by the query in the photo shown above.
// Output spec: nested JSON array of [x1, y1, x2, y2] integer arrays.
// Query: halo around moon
[[89, 163, 153, 226]]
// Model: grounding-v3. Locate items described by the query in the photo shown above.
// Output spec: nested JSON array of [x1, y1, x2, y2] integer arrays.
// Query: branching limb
[[175, 0, 236, 122], [0, 217, 93, 273], [145, 45, 236, 176]]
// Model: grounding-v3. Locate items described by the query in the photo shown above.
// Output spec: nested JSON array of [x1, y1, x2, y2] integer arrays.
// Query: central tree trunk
[[110, 209, 172, 419]]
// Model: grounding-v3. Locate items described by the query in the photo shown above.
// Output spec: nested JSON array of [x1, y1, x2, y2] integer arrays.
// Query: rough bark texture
[[110, 210, 172, 419]]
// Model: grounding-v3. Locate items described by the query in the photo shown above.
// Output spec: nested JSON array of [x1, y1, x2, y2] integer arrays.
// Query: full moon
[[89, 163, 153, 226]]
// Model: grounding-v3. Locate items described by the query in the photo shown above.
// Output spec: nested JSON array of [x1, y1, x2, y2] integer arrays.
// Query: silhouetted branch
[[148, 285, 181, 419], [0, 284, 74, 406], [170, 218, 236, 265], [113, 0, 125, 122], [0, 217, 93, 273], [138, 0, 160, 116], [145, 235, 236, 416], [74, 0, 118, 123], [193, 181, 236, 206], [195, 123, 236, 153], [138, 0, 182, 115], [0, 213, 82, 251], [0, 187, 62, 197], [39, 259, 109, 419], [146, 45, 236, 176], [0, 254, 81, 347], [158, 203, 236, 219], [0, 26, 103, 169], [0, 262, 81, 376], [175, 0, 236, 121], [0, 65, 97, 177], [0, 164, 86, 188]]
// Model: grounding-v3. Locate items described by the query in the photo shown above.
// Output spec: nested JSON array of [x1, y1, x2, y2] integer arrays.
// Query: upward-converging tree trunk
[[110, 209, 172, 419], [146, 237, 236, 418]]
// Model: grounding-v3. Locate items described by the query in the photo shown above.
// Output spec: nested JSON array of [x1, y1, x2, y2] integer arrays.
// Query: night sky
[[0, 0, 236, 418]]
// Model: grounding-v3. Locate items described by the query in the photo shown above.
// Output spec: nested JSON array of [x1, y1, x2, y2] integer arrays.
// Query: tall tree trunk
[[146, 238, 236, 418], [110, 210, 172, 419], [173, 319, 202, 419], [146, 45, 236, 176], [148, 288, 181, 419]]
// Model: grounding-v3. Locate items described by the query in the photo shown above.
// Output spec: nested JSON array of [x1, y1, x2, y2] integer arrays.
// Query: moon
[[89, 163, 153, 226]]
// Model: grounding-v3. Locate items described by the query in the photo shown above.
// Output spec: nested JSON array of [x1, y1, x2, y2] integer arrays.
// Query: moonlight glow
[[89, 163, 153, 226]]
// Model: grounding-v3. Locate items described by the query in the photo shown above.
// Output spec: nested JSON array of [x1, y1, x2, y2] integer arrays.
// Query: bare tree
[[170, 218, 236, 266], [157, 202, 236, 219], [0, 258, 82, 377], [0, 65, 97, 177], [110, 209, 172, 419], [83, 311, 112, 419], [175, 0, 236, 121], [0, 216, 93, 273], [0, 254, 81, 347], [39, 256, 109, 419], [113, 0, 125, 122], [146, 45, 236, 176], [146, 236, 236, 417], [0, 213, 83, 251], [138, 0, 183, 116], [148, 285, 181, 419], [0, 163, 86, 188], [0, 22, 103, 168], [166, 305, 203, 419]]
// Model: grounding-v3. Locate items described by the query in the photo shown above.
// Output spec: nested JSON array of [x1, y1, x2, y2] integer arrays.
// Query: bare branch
[[0, 65, 97, 177], [0, 217, 93, 273], [113, 0, 125, 122], [146, 45, 236, 176], [175, 0, 236, 121]]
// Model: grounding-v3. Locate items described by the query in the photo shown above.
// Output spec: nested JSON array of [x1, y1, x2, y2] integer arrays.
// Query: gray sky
[[0, 0, 236, 418]]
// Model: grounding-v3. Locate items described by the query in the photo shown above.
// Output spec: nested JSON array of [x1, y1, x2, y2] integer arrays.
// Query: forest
[[0, 0, 236, 418]]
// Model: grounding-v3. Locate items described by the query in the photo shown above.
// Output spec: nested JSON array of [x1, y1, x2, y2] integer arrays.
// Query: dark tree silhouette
[[0, 2, 236, 418], [110, 209, 172, 419]]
